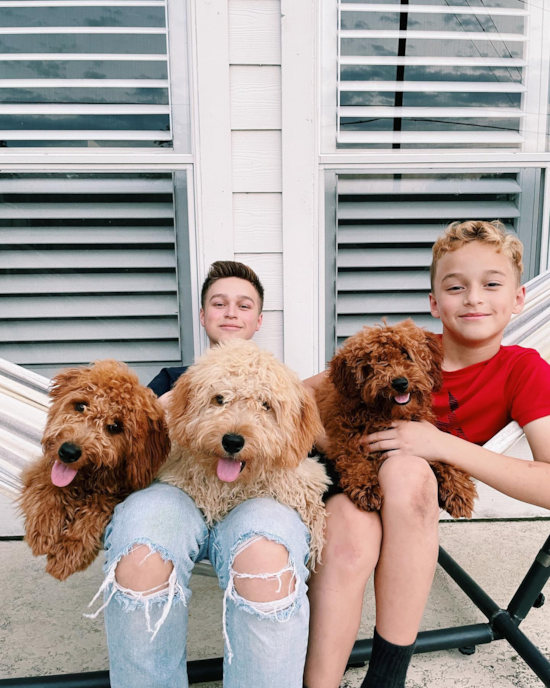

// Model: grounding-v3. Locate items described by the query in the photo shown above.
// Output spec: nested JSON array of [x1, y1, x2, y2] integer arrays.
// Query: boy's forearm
[[438, 433, 550, 511]]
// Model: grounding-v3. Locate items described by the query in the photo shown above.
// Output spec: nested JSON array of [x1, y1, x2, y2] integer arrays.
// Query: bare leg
[[304, 494, 382, 688], [374, 455, 440, 645]]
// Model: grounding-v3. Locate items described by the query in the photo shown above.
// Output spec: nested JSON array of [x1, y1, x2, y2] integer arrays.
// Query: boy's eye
[[486, 282, 502, 288], [75, 402, 87, 412], [446, 286, 463, 292]]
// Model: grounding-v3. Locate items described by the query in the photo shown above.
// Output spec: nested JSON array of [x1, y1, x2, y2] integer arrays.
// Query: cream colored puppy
[[159, 339, 329, 567]]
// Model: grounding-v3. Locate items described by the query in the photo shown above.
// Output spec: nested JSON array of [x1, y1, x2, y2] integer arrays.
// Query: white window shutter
[[0, 173, 189, 373], [327, 170, 539, 353]]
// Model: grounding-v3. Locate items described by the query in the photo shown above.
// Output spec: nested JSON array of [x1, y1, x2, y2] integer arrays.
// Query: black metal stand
[[2, 537, 549, 687]]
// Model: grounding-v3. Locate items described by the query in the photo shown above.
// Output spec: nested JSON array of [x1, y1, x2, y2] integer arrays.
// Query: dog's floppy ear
[[329, 343, 370, 401], [49, 366, 88, 400], [285, 389, 324, 468], [125, 392, 171, 490], [167, 372, 193, 444], [424, 331, 444, 392]]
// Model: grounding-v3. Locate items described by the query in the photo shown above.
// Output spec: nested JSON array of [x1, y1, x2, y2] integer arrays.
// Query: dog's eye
[[75, 402, 86, 413], [214, 395, 225, 406], [402, 350, 412, 361], [107, 421, 124, 435], [262, 401, 271, 411]]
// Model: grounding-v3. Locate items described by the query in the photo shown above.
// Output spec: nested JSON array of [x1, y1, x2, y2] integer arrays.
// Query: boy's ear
[[429, 293, 441, 320], [512, 285, 526, 315]]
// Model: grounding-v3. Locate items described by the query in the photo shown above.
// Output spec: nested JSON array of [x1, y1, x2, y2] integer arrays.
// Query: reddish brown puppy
[[316, 319, 477, 518], [20, 360, 170, 581]]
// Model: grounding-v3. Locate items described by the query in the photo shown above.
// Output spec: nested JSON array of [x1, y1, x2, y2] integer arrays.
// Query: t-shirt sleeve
[[509, 350, 550, 427], [148, 366, 188, 397]]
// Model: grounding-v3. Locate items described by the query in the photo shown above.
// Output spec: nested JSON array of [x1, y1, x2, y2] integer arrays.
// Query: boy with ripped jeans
[[303, 222, 550, 688], [92, 262, 312, 688]]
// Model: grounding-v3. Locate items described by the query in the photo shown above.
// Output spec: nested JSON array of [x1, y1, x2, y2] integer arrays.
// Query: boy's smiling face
[[430, 242, 525, 346], [200, 276, 263, 345]]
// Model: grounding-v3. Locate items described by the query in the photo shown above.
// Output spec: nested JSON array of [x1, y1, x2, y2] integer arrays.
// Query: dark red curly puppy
[[19, 359, 170, 581], [316, 319, 477, 518]]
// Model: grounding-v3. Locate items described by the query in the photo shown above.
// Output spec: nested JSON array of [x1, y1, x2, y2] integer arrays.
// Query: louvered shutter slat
[[0, 172, 184, 368], [0, 272, 177, 294], [1, 295, 178, 319], [0, 203, 174, 219], [338, 201, 520, 221], [2, 249, 176, 269], [1, 227, 176, 244], [0, 341, 182, 365], [338, 178, 521, 195], [0, 318, 179, 342], [338, 270, 431, 292]]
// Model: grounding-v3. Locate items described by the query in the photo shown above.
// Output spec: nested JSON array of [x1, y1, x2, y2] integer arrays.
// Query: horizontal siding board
[[253, 309, 283, 361], [0, 203, 174, 219], [228, 0, 281, 65], [0, 227, 175, 245], [232, 131, 282, 193], [234, 252, 283, 310], [338, 270, 431, 292], [1, 294, 178, 318], [233, 193, 282, 253], [1, 340, 181, 365], [0, 317, 179, 342], [0, 272, 177, 295], [338, 201, 520, 221], [2, 249, 176, 269], [230, 65, 281, 130]]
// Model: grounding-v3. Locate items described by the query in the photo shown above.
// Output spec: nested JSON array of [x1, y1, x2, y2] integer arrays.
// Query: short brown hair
[[430, 220, 524, 292], [200, 260, 264, 311]]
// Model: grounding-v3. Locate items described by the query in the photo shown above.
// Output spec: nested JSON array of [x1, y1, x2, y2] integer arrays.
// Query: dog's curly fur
[[316, 320, 477, 518], [159, 340, 330, 568], [20, 359, 170, 581]]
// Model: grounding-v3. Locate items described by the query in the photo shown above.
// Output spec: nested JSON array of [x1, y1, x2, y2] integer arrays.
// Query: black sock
[[360, 627, 416, 688]]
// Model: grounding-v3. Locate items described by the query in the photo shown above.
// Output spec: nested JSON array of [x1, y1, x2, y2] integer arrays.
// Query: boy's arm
[[302, 371, 329, 452], [365, 419, 550, 511]]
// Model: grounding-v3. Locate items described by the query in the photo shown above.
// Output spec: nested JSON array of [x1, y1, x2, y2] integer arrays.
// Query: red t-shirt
[[433, 346, 550, 446]]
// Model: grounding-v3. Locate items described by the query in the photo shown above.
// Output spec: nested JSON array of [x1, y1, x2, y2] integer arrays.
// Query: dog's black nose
[[58, 442, 82, 464], [222, 434, 245, 455], [391, 377, 409, 393]]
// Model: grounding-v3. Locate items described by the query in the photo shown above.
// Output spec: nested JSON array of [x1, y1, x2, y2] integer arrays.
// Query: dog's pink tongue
[[395, 393, 410, 404], [51, 461, 78, 487], [216, 458, 242, 483]]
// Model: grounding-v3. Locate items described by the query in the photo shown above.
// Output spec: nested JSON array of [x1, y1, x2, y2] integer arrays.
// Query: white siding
[[228, 0, 283, 360]]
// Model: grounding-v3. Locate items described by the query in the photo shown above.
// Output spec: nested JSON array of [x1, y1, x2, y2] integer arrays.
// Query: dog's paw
[[348, 485, 383, 512]]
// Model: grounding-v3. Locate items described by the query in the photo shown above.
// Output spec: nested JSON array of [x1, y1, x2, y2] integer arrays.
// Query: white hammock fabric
[[1, 269, 550, 501]]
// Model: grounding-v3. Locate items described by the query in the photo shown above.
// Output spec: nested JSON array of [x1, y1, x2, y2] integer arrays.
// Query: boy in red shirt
[[304, 221, 550, 688]]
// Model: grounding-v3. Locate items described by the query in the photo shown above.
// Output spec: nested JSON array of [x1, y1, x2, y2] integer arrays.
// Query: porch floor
[[1, 507, 550, 687]]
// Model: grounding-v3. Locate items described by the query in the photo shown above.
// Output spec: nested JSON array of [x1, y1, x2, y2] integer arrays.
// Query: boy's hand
[[363, 420, 449, 461]]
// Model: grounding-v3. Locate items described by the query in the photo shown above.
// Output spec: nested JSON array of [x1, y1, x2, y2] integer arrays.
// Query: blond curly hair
[[430, 220, 524, 292]]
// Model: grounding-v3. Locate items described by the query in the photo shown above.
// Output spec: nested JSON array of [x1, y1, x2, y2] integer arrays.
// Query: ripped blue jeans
[[89, 482, 311, 688]]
